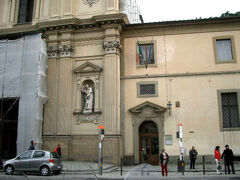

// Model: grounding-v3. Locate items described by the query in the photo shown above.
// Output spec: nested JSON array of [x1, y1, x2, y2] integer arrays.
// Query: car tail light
[[48, 159, 54, 163]]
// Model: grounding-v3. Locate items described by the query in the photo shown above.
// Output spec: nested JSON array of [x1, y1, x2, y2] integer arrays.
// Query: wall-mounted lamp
[[167, 101, 172, 115]]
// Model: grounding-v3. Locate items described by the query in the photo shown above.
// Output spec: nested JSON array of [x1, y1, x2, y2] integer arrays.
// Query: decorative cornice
[[59, 45, 74, 57], [102, 40, 121, 54], [0, 13, 129, 39], [121, 70, 240, 80], [129, 101, 166, 113], [47, 45, 74, 58], [73, 62, 102, 74]]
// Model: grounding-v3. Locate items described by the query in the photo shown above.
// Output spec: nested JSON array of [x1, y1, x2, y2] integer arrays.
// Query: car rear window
[[51, 152, 59, 158]]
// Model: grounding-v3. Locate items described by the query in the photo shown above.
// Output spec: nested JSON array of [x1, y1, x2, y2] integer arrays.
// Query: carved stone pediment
[[129, 101, 166, 113], [74, 62, 102, 74]]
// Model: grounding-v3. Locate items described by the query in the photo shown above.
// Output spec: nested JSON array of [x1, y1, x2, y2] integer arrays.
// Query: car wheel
[[40, 166, 50, 176], [5, 165, 14, 175], [53, 170, 61, 175]]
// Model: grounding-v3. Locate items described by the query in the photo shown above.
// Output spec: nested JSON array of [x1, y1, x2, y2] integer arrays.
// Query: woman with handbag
[[214, 146, 222, 175], [160, 149, 169, 176]]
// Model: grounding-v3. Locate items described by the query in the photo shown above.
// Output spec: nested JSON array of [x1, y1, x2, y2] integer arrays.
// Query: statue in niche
[[81, 84, 93, 114]]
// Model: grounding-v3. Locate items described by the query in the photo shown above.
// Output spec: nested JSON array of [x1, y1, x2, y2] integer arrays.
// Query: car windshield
[[50, 152, 59, 158]]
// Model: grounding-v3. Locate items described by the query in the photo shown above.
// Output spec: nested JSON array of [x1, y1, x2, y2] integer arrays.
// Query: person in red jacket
[[214, 146, 222, 175], [54, 144, 62, 157]]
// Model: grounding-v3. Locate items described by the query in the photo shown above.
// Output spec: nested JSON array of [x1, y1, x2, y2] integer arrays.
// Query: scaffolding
[[120, 0, 142, 24], [0, 34, 47, 155]]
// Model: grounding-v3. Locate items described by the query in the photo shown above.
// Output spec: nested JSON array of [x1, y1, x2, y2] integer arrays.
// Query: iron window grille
[[140, 84, 155, 95], [221, 92, 240, 128]]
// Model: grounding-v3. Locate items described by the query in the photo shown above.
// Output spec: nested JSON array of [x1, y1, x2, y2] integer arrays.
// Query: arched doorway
[[139, 121, 159, 165]]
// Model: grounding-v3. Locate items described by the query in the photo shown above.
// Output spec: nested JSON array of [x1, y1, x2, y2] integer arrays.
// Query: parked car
[[3, 150, 62, 176]]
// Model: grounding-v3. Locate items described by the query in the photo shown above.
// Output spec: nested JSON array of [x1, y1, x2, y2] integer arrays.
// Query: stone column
[[102, 38, 121, 134], [102, 26, 122, 163]]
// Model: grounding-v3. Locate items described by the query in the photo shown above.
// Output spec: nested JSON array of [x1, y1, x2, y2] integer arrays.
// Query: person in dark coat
[[221, 145, 235, 174], [189, 146, 198, 170], [28, 140, 36, 150], [160, 149, 169, 176]]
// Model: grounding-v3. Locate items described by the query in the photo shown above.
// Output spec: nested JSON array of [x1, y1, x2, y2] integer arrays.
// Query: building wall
[[41, 21, 122, 163], [122, 23, 240, 163], [0, 0, 120, 29]]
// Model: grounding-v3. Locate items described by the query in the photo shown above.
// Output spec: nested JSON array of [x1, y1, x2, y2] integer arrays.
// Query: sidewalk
[[62, 161, 240, 179]]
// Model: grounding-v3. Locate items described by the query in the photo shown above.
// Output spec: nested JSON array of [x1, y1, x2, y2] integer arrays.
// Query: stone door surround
[[129, 101, 166, 164]]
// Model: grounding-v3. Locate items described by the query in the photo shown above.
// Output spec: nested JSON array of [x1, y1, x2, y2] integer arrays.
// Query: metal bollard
[[203, 156, 205, 175], [182, 160, 184, 175]]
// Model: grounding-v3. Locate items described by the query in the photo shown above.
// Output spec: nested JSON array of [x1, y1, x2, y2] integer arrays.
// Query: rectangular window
[[18, 0, 34, 24], [136, 40, 157, 68], [213, 36, 236, 63], [137, 81, 158, 98], [140, 84, 155, 95], [221, 92, 240, 128], [217, 90, 240, 131]]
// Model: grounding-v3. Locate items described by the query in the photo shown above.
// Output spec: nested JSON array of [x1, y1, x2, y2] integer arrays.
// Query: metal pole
[[203, 156, 205, 175], [120, 157, 123, 176], [98, 141, 102, 175]]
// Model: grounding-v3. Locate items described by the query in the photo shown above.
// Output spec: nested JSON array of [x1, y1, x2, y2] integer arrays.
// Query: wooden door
[[139, 121, 159, 165]]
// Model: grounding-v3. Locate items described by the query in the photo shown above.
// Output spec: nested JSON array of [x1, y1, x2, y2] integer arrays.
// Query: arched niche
[[73, 62, 102, 124]]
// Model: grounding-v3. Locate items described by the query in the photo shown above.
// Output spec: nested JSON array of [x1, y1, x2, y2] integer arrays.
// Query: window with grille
[[137, 81, 158, 98], [140, 84, 155, 95], [221, 92, 240, 128], [18, 0, 34, 24], [213, 36, 236, 63]]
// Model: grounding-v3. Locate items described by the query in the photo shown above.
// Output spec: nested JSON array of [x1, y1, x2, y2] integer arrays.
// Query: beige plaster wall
[[123, 31, 240, 76], [123, 75, 240, 157], [122, 30, 240, 158]]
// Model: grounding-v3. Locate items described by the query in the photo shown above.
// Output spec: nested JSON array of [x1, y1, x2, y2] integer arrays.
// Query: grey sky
[[138, 0, 240, 22]]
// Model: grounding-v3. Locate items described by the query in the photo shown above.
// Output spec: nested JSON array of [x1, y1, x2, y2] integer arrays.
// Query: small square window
[[213, 36, 236, 63], [137, 81, 158, 98], [140, 84, 155, 95]]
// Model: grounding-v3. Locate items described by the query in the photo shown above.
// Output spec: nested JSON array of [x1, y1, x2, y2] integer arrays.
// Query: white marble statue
[[81, 84, 93, 114]]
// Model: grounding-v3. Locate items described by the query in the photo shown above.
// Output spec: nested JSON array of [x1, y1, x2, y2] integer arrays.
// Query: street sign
[[178, 124, 183, 139]]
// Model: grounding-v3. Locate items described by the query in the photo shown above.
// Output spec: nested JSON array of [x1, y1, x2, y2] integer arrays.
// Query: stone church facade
[[0, 0, 240, 165]]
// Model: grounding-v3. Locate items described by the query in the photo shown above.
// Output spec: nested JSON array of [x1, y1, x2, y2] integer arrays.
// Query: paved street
[[1, 161, 240, 180], [0, 173, 240, 180]]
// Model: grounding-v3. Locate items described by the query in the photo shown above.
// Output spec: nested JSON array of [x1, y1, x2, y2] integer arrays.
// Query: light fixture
[[167, 101, 172, 115]]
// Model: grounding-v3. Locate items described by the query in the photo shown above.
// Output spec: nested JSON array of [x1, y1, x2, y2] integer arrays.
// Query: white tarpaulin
[[0, 34, 48, 154]]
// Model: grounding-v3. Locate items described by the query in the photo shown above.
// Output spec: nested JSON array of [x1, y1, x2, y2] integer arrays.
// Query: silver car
[[3, 150, 62, 176]]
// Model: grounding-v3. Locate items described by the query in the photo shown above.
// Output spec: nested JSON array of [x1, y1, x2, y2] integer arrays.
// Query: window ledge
[[220, 127, 240, 131], [136, 64, 158, 69], [13, 22, 33, 27]]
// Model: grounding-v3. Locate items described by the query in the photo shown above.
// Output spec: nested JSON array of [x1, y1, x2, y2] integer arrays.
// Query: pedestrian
[[28, 140, 36, 150], [189, 146, 198, 170], [160, 149, 169, 176], [221, 145, 235, 174], [214, 146, 222, 174], [54, 144, 62, 157]]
